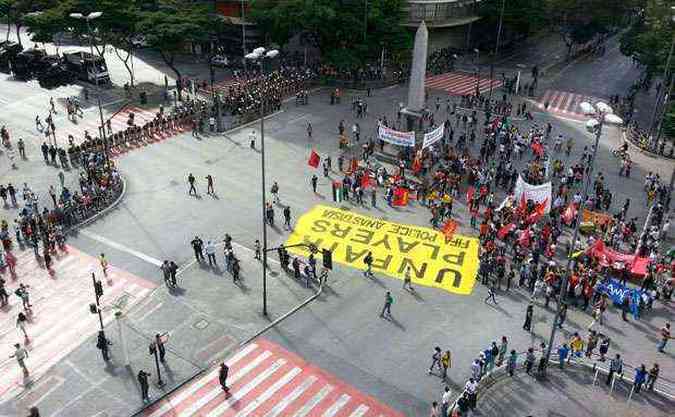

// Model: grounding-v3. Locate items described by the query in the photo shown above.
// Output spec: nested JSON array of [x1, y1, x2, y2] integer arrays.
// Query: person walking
[[523, 304, 533, 331], [206, 241, 217, 266], [219, 362, 229, 392], [380, 291, 393, 318], [10, 343, 29, 378], [441, 349, 451, 380], [99, 253, 109, 278], [97, 331, 110, 361], [187, 173, 197, 196], [138, 370, 150, 402], [191, 236, 204, 262], [155, 333, 167, 362], [363, 251, 373, 277], [440, 386, 452, 417], [484, 283, 498, 304], [403, 266, 413, 291], [311, 174, 318, 194], [16, 312, 29, 341], [249, 130, 256, 149], [633, 364, 647, 393], [557, 344, 570, 369], [307, 122, 312, 139], [657, 322, 671, 353], [464, 378, 478, 411], [254, 240, 261, 260], [497, 336, 508, 366], [283, 206, 291, 230], [507, 350, 517, 376], [206, 175, 215, 196], [428, 346, 442, 375], [525, 348, 535, 374], [271, 181, 280, 204], [646, 363, 659, 391]]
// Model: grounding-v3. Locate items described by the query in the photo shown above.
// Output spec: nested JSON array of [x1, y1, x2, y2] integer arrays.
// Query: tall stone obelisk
[[402, 21, 428, 132]]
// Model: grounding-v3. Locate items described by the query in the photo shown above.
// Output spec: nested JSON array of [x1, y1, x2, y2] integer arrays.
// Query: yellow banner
[[284, 205, 479, 295]]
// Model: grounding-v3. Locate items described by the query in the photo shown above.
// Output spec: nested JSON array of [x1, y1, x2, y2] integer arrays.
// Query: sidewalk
[[474, 365, 674, 417]]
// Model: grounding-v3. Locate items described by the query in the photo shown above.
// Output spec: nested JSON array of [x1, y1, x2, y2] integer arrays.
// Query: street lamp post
[[474, 48, 480, 96], [494, 0, 505, 56], [70, 11, 109, 168], [542, 103, 620, 372], [245, 47, 279, 317]]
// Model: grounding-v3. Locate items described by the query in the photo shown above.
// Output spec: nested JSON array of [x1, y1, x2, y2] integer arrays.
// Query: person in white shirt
[[464, 377, 478, 410], [205, 241, 217, 266], [440, 386, 452, 417], [10, 343, 29, 377]]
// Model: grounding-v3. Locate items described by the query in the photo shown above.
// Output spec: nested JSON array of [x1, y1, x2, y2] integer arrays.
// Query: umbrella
[[579, 101, 595, 115], [604, 114, 624, 125], [595, 101, 613, 114]]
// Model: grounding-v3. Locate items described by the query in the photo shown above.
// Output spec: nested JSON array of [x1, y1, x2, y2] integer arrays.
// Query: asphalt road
[[0, 30, 673, 417]]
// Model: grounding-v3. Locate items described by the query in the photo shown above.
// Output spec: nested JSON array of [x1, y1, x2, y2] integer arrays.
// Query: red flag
[[532, 142, 544, 157], [393, 187, 409, 206], [526, 199, 548, 224], [360, 174, 370, 189], [518, 228, 531, 247], [466, 186, 475, 203], [307, 150, 320, 168], [497, 223, 516, 240], [442, 219, 458, 240]]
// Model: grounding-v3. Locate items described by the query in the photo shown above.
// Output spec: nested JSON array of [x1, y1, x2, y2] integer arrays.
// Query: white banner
[[514, 175, 552, 213], [378, 125, 416, 147], [422, 124, 444, 149]]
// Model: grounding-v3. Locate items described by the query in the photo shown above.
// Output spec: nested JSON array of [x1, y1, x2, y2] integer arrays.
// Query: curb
[[622, 129, 675, 161], [67, 175, 128, 233]]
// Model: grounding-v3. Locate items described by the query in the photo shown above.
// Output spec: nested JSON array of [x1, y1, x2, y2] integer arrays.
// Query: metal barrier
[[448, 348, 675, 415]]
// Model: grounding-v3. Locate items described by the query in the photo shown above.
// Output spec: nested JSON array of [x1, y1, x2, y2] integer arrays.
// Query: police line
[[284, 205, 479, 295]]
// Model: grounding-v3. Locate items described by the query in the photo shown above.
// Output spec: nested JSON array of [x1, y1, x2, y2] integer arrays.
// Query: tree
[[23, 0, 144, 85], [0, 0, 45, 46], [479, 0, 547, 41], [138, 0, 216, 94], [249, 0, 411, 69], [620, 0, 674, 77], [545, 0, 638, 58]]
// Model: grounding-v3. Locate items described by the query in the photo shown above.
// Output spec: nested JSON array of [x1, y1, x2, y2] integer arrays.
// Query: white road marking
[[135, 302, 164, 321], [78, 230, 162, 266], [25, 376, 65, 406]]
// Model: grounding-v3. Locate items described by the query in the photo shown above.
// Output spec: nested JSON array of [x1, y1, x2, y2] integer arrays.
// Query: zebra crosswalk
[[535, 89, 606, 120], [0, 245, 156, 400], [426, 71, 503, 96], [142, 338, 404, 417]]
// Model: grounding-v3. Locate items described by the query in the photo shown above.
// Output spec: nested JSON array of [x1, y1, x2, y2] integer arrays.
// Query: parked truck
[[62, 51, 110, 85]]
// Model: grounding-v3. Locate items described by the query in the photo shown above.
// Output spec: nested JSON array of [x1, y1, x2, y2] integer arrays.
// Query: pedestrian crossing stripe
[[142, 338, 404, 417], [425, 71, 503, 96], [536, 89, 606, 119], [0, 246, 156, 401]]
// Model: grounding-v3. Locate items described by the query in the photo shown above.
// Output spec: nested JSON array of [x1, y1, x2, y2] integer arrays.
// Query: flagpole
[[543, 111, 604, 372]]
